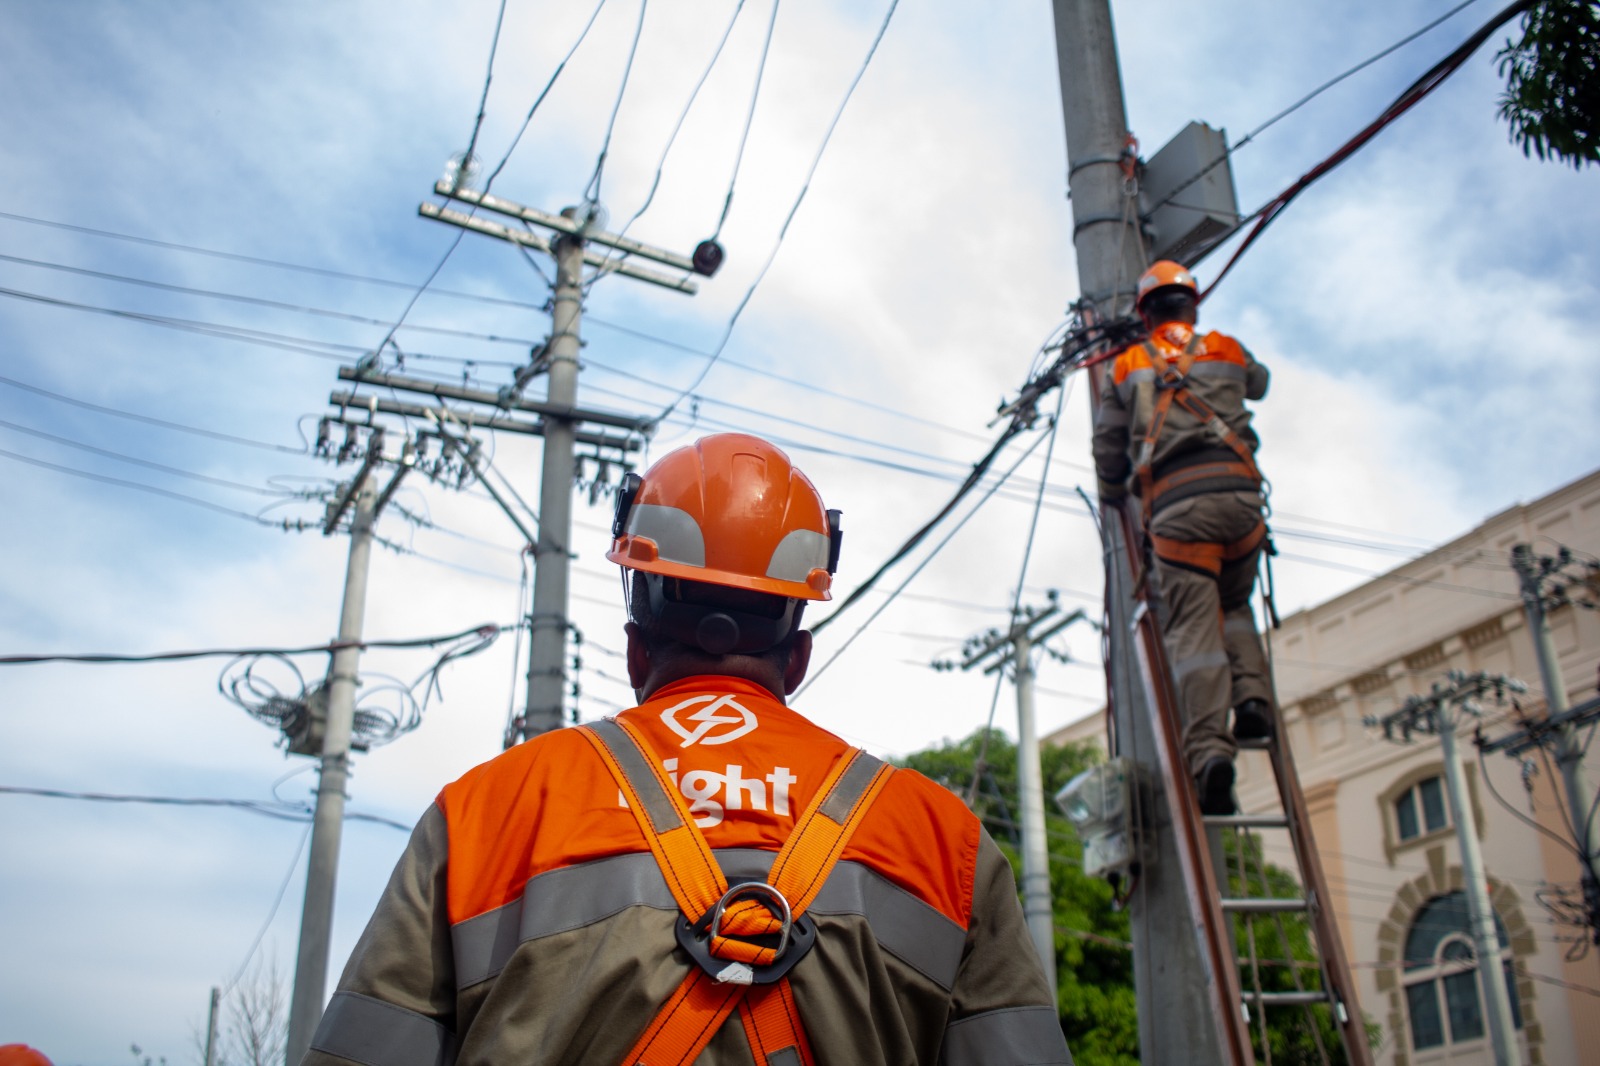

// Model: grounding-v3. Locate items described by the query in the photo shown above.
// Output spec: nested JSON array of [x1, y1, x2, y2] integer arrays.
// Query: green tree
[[1497, 0, 1600, 167], [900, 729, 1139, 1066]]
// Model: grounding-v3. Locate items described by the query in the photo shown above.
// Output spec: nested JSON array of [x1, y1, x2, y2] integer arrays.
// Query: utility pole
[[1512, 545, 1592, 868], [1483, 542, 1600, 943], [523, 218, 584, 738], [1366, 671, 1527, 1066], [203, 985, 220, 1066], [417, 181, 714, 743], [285, 436, 408, 1066], [1048, 2, 1233, 1061], [951, 599, 1089, 998]]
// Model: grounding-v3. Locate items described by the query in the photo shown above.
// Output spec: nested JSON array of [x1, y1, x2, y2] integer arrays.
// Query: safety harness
[[577, 716, 895, 1066], [1133, 334, 1266, 577]]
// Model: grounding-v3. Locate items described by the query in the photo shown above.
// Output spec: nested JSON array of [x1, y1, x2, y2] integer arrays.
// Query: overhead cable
[[582, 0, 651, 209], [655, 0, 902, 422], [0, 209, 549, 313], [459, 0, 511, 177], [0, 445, 313, 528], [223, 822, 312, 998], [0, 417, 295, 497], [1200, 0, 1537, 300], [602, 0, 750, 258], [0, 623, 506, 666], [1147, 0, 1486, 217], [0, 372, 307, 454], [0, 786, 408, 831], [711, 0, 782, 239], [370, 0, 611, 359], [797, 426, 1054, 694]]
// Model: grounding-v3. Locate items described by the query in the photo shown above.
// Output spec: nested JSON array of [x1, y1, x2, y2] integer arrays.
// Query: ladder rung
[[1221, 897, 1307, 914], [1236, 737, 1273, 750], [1242, 990, 1331, 1007], [1204, 813, 1289, 829]]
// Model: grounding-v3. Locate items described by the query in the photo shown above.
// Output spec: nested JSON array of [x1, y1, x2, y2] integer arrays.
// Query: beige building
[[1049, 469, 1600, 1065]]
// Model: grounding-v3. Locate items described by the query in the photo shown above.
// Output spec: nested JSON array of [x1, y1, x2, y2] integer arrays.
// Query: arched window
[[1403, 892, 1522, 1052]]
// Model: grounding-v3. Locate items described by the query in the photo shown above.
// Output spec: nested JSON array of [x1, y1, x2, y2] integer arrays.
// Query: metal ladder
[[1108, 496, 1372, 1066]]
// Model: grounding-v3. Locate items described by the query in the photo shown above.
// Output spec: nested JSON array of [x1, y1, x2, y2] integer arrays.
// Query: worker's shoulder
[[437, 723, 598, 808], [1198, 329, 1249, 363], [882, 764, 980, 825]]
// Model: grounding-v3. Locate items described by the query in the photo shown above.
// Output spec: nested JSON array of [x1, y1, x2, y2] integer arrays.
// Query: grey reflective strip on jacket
[[311, 991, 456, 1066], [450, 848, 966, 991], [939, 1007, 1073, 1065]]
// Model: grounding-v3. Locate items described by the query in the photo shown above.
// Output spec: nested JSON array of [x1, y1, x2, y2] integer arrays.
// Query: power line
[[655, 0, 902, 421], [457, 0, 510, 179], [799, 424, 1052, 695], [0, 252, 542, 346], [223, 822, 312, 998], [710, 0, 781, 239], [0, 623, 505, 666], [601, 0, 750, 259], [0, 445, 311, 527], [0, 372, 308, 455], [1147, 0, 1486, 217], [582, 0, 650, 209], [0, 416, 296, 497], [0, 786, 408, 831], [1201, 0, 1537, 299], [0, 208, 549, 313]]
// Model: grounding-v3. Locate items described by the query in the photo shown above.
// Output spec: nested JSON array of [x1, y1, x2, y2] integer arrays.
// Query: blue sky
[[2, 1, 1596, 1062]]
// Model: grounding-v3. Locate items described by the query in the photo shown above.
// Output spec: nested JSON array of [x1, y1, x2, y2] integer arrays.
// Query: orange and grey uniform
[[304, 676, 1070, 1066], [1091, 320, 1273, 774]]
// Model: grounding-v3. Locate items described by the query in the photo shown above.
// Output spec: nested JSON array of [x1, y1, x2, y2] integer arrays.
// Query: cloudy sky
[[1, 1, 1596, 1062]]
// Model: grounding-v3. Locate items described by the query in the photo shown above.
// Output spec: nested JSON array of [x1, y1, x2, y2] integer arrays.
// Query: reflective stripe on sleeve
[[939, 1006, 1073, 1065], [310, 991, 456, 1066], [452, 849, 966, 992]]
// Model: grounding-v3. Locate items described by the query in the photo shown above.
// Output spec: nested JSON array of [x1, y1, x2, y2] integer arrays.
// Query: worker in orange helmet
[[1092, 261, 1275, 816], [0, 1046, 53, 1066], [305, 432, 1072, 1065]]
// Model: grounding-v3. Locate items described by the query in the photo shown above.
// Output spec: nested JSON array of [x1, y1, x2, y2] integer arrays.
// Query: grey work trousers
[[1149, 490, 1273, 775]]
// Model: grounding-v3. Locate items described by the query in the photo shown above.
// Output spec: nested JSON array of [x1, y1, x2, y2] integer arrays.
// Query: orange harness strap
[[1149, 517, 1266, 577], [1133, 336, 1262, 529], [577, 717, 894, 1066]]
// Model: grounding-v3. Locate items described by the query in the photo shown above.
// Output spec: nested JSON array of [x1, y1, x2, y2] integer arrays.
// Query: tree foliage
[[900, 729, 1139, 1066], [1497, 0, 1600, 167], [899, 729, 1369, 1065]]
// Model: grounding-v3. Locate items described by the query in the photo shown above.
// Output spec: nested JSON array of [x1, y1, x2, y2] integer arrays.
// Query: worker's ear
[[625, 622, 651, 697], [782, 630, 813, 696]]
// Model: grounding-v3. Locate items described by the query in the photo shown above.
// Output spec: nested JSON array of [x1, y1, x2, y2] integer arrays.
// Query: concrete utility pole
[[954, 601, 1089, 998], [203, 985, 220, 1066], [524, 218, 585, 738], [418, 181, 712, 743], [1049, 3, 1230, 1061], [1367, 671, 1527, 1066], [1512, 545, 1589, 842], [286, 443, 387, 1066]]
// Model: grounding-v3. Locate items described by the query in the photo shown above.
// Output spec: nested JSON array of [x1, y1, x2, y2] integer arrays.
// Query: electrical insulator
[[315, 419, 332, 457], [691, 239, 725, 277], [339, 424, 358, 463]]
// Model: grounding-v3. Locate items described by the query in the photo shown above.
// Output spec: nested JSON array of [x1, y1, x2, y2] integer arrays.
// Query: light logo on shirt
[[659, 693, 757, 747]]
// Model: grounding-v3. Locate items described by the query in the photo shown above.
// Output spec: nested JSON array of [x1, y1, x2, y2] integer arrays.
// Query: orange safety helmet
[[0, 1047, 53, 1066], [608, 433, 842, 654], [1135, 260, 1199, 308]]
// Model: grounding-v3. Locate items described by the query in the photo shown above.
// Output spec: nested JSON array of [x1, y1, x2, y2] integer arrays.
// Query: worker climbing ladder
[[1091, 351, 1372, 1066]]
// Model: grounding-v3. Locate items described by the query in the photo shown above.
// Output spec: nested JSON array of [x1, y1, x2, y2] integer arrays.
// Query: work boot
[[1233, 698, 1274, 742], [1196, 757, 1235, 816]]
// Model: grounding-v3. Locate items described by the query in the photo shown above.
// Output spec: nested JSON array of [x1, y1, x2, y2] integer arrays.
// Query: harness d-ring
[[712, 881, 794, 958]]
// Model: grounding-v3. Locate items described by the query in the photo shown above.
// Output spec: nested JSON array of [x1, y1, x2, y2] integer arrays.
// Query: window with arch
[[1403, 892, 1523, 1052]]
